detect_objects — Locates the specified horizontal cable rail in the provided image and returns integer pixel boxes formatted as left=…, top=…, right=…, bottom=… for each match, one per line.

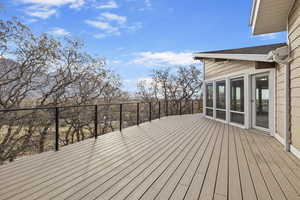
left=0, top=100, right=203, bottom=164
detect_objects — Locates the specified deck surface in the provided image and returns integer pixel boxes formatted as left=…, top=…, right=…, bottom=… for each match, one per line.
left=1, top=114, right=300, bottom=200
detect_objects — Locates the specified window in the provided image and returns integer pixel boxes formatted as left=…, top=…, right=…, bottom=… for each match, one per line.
left=230, top=77, right=245, bottom=125
left=216, top=80, right=226, bottom=120
left=206, top=83, right=213, bottom=108
left=205, top=83, right=213, bottom=117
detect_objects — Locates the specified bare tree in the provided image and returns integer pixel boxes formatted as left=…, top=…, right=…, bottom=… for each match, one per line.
left=0, top=19, right=122, bottom=163
left=137, top=65, right=203, bottom=114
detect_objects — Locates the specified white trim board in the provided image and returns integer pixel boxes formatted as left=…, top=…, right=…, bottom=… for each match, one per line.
left=274, top=133, right=300, bottom=160
left=291, top=145, right=300, bottom=160
left=205, top=67, right=275, bottom=82
left=274, top=132, right=285, bottom=145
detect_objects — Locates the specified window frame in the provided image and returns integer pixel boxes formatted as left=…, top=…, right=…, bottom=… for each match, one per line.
left=205, top=81, right=214, bottom=118
left=215, top=80, right=227, bottom=121
left=229, top=76, right=246, bottom=126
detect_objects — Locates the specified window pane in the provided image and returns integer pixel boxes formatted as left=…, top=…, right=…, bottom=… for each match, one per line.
left=216, top=110, right=226, bottom=120
left=255, top=76, right=269, bottom=128
left=206, top=108, right=213, bottom=117
left=230, top=112, right=244, bottom=125
left=206, top=83, right=213, bottom=107
left=230, top=78, right=244, bottom=112
left=216, top=81, right=226, bottom=109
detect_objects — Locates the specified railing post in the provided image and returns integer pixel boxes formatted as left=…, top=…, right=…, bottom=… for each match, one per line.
left=137, top=103, right=140, bottom=126
left=149, top=102, right=152, bottom=122
left=94, top=105, right=98, bottom=139
left=119, top=104, right=122, bottom=132
left=158, top=101, right=161, bottom=119
left=55, top=107, right=59, bottom=151
left=166, top=100, right=168, bottom=117
left=179, top=101, right=182, bottom=115
left=191, top=100, right=194, bottom=114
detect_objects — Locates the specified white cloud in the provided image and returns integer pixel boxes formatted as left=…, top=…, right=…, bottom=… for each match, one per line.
left=48, top=27, right=70, bottom=36
left=85, top=20, right=120, bottom=35
left=254, top=33, right=279, bottom=41
left=69, top=0, right=84, bottom=8
left=25, top=5, right=57, bottom=19
left=93, top=33, right=107, bottom=38
left=111, top=60, right=121, bottom=64
left=85, top=12, right=142, bottom=39
left=132, top=51, right=196, bottom=66
left=20, top=0, right=85, bottom=19
left=101, top=12, right=127, bottom=24
left=20, top=0, right=85, bottom=7
left=26, top=18, right=38, bottom=24
left=96, top=0, right=118, bottom=9
left=126, top=22, right=143, bottom=32
left=145, top=0, right=151, bottom=7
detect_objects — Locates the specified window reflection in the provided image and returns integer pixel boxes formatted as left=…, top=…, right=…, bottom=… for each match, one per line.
left=216, top=81, right=226, bottom=109
left=230, top=77, right=244, bottom=125
left=230, top=78, right=244, bottom=112
left=206, top=83, right=213, bottom=108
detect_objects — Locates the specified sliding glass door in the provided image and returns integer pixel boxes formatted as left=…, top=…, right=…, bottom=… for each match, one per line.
left=230, top=77, right=245, bottom=125
left=252, top=74, right=270, bottom=130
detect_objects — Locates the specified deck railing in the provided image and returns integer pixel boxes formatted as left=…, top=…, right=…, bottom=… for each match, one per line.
left=0, top=100, right=202, bottom=164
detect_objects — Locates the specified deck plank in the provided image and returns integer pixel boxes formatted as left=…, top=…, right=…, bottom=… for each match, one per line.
left=244, top=132, right=287, bottom=200
left=52, top=116, right=204, bottom=200
left=182, top=121, right=221, bottom=200
left=239, top=129, right=272, bottom=200
left=97, top=118, right=210, bottom=200
left=1, top=117, right=197, bottom=200
left=213, top=123, right=229, bottom=200
left=228, top=126, right=242, bottom=200
left=110, top=119, right=214, bottom=200
left=0, top=115, right=300, bottom=200
left=197, top=123, right=225, bottom=200
left=234, top=127, right=257, bottom=200
left=250, top=133, right=300, bottom=200
left=168, top=121, right=219, bottom=200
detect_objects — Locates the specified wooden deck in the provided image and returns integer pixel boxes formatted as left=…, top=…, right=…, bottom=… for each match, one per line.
left=1, top=114, right=300, bottom=200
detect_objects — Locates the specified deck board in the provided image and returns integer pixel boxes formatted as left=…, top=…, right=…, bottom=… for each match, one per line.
left=1, top=114, right=300, bottom=200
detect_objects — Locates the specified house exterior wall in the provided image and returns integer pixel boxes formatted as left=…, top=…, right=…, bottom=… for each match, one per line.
left=275, top=63, right=286, bottom=139
left=289, top=0, right=300, bottom=151
left=203, top=59, right=276, bottom=134
left=204, top=59, right=254, bottom=80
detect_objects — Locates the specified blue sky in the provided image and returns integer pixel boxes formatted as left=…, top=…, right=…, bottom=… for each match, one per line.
left=2, top=0, right=286, bottom=92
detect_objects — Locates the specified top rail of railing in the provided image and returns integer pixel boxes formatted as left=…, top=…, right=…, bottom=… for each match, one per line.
left=0, top=99, right=200, bottom=112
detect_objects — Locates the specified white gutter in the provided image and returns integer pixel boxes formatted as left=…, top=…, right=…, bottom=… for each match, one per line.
left=194, top=53, right=273, bottom=62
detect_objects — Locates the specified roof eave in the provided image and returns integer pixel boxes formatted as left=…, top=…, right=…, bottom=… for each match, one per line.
left=249, top=0, right=257, bottom=27
left=194, top=53, right=274, bottom=63
left=250, top=0, right=294, bottom=35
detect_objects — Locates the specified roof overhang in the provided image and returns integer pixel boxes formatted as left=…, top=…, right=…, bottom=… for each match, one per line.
left=250, top=0, right=295, bottom=35
left=194, top=53, right=273, bottom=62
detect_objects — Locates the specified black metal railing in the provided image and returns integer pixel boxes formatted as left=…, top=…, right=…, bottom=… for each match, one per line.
left=0, top=100, right=203, bottom=164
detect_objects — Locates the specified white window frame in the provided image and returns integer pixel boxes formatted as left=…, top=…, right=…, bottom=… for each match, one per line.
left=250, top=72, right=275, bottom=134
left=229, top=76, right=247, bottom=128
left=215, top=80, right=227, bottom=122
left=205, top=81, right=214, bottom=119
